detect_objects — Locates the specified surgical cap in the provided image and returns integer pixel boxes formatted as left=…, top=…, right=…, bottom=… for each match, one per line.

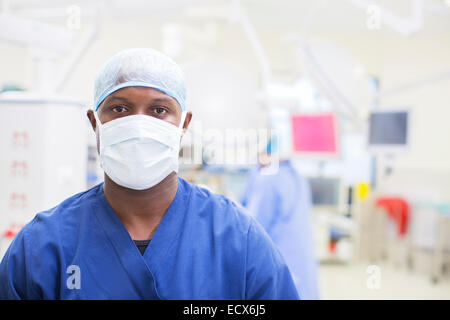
left=93, top=48, right=186, bottom=111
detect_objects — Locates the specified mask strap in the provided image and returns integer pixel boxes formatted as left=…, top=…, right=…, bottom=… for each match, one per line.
left=94, top=111, right=102, bottom=132
left=179, top=111, right=187, bottom=130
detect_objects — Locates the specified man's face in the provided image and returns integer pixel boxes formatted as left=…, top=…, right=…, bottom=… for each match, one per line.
left=87, top=86, right=192, bottom=150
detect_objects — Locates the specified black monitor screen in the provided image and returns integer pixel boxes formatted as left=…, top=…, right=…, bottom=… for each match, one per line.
left=308, top=177, right=340, bottom=206
left=369, top=111, right=408, bottom=145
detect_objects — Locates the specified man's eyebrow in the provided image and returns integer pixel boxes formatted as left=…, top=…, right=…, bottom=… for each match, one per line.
left=152, top=97, right=176, bottom=103
left=106, top=96, right=131, bottom=103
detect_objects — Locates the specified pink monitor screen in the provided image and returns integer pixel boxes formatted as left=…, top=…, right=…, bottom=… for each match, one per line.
left=291, top=113, right=338, bottom=154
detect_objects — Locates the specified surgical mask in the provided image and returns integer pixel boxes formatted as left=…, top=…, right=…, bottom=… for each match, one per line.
left=94, top=112, right=185, bottom=190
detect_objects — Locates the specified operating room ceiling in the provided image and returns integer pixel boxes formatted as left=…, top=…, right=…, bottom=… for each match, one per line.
left=4, top=0, right=450, bottom=34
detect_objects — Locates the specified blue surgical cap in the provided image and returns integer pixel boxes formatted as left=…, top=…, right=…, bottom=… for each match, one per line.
left=93, top=48, right=186, bottom=111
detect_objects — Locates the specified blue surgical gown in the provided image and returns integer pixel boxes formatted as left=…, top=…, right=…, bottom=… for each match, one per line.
left=0, top=177, right=299, bottom=300
left=240, top=161, right=320, bottom=299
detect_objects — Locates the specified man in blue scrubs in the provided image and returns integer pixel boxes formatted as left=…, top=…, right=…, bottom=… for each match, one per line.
left=0, top=48, right=299, bottom=300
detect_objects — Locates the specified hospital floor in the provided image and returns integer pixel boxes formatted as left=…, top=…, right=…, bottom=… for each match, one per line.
left=318, top=261, right=450, bottom=300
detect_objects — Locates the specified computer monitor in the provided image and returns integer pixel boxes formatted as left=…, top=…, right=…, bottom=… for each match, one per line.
left=368, top=110, right=409, bottom=148
left=308, top=177, right=341, bottom=206
left=291, top=113, right=339, bottom=157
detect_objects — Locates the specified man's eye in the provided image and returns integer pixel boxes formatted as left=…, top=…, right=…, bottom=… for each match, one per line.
left=112, top=106, right=128, bottom=113
left=154, top=107, right=167, bottom=114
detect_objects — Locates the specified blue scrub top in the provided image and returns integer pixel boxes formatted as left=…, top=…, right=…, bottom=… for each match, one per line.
left=0, top=177, right=299, bottom=300
left=240, top=161, right=320, bottom=300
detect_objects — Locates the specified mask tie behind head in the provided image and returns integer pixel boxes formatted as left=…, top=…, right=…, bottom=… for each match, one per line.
left=179, top=111, right=187, bottom=130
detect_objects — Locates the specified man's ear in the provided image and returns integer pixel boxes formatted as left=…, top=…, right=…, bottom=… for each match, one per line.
left=86, top=109, right=97, bottom=132
left=182, top=111, right=193, bottom=133
left=87, top=109, right=101, bottom=154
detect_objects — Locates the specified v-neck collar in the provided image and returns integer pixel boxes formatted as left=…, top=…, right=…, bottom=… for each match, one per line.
left=141, top=178, right=189, bottom=273
left=91, top=178, right=189, bottom=298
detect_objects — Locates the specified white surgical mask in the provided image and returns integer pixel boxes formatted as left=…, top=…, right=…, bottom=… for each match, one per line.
left=95, top=112, right=185, bottom=190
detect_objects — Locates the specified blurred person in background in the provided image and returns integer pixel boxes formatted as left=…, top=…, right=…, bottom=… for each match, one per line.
left=240, top=137, right=320, bottom=299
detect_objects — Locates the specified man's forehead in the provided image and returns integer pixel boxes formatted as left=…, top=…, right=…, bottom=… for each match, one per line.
left=100, top=86, right=180, bottom=109
left=110, top=86, right=175, bottom=99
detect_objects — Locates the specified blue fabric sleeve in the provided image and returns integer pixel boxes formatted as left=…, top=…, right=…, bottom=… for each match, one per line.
left=245, top=219, right=299, bottom=300
left=0, top=225, right=33, bottom=299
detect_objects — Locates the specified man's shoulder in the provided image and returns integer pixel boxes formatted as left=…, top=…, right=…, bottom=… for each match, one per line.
left=179, top=177, right=253, bottom=231
left=181, top=179, right=282, bottom=250
left=181, top=177, right=249, bottom=211
left=24, top=183, right=102, bottom=233
left=5, top=184, right=102, bottom=267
